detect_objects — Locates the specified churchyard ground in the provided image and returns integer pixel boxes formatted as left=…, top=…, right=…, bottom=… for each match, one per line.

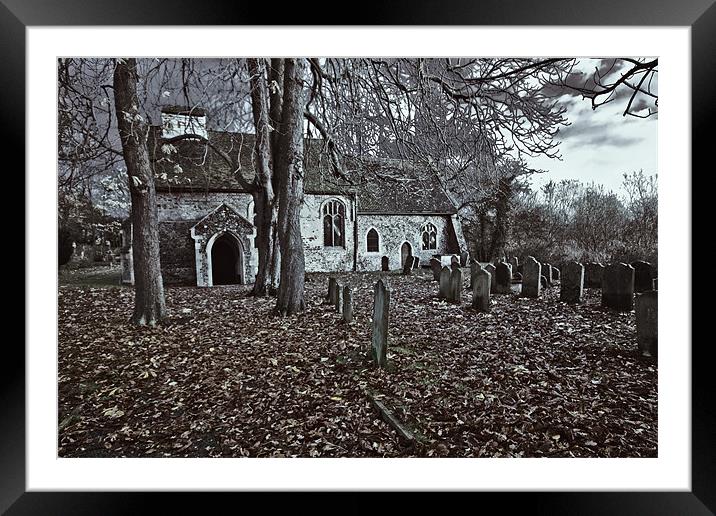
left=58, top=266, right=657, bottom=458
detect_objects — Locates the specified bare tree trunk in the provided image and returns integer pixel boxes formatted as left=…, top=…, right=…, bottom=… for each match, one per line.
left=113, top=58, right=166, bottom=326
left=248, top=58, right=279, bottom=297
left=488, top=176, right=514, bottom=261
left=275, top=58, right=308, bottom=316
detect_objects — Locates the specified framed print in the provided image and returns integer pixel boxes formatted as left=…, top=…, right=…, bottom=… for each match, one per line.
left=6, top=0, right=713, bottom=513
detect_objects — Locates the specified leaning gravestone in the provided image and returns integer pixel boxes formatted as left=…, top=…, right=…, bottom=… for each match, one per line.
left=430, top=258, right=442, bottom=281
left=403, top=254, right=413, bottom=275
left=540, top=275, right=548, bottom=289
left=342, top=285, right=353, bottom=323
left=334, top=281, right=343, bottom=313
left=584, top=263, right=605, bottom=288
left=371, top=279, right=390, bottom=368
left=542, top=263, right=553, bottom=285
left=485, top=263, right=497, bottom=292
left=472, top=265, right=491, bottom=312
left=381, top=256, right=389, bottom=272
left=602, top=263, right=635, bottom=311
left=495, top=262, right=512, bottom=294
left=327, top=277, right=337, bottom=304
left=439, top=266, right=451, bottom=299
left=560, top=262, right=584, bottom=303
left=460, top=251, right=470, bottom=266
left=413, top=256, right=420, bottom=269
left=449, top=266, right=463, bottom=304
left=636, top=290, right=658, bottom=357
left=522, top=256, right=541, bottom=298
left=510, top=257, right=519, bottom=275
left=631, top=260, right=655, bottom=293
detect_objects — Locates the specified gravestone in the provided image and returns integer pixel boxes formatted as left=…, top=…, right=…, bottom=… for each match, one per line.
left=472, top=265, right=491, bottom=312
left=470, top=259, right=479, bottom=288
left=381, top=256, right=389, bottom=272
left=653, top=278, right=658, bottom=290
left=334, top=281, right=343, bottom=313
left=449, top=267, right=463, bottom=304
left=495, top=262, right=512, bottom=294
left=439, top=266, right=451, bottom=299
left=516, top=264, right=524, bottom=275
left=485, top=263, right=497, bottom=292
left=636, top=290, right=658, bottom=357
left=560, top=262, right=584, bottom=303
left=522, top=256, right=541, bottom=298
left=413, top=256, right=420, bottom=269
left=371, top=279, right=390, bottom=368
left=602, top=263, right=635, bottom=311
left=540, top=275, right=548, bottom=289
left=460, top=251, right=470, bottom=266
left=451, top=255, right=460, bottom=267
left=631, top=260, right=655, bottom=293
left=430, top=258, right=442, bottom=281
left=552, top=267, right=560, bottom=281
left=403, top=254, right=413, bottom=275
left=541, top=263, right=553, bottom=285
left=584, top=263, right=605, bottom=288
left=342, top=285, right=353, bottom=323
left=513, top=272, right=523, bottom=282
left=327, top=277, right=337, bottom=304
left=510, top=257, right=519, bottom=275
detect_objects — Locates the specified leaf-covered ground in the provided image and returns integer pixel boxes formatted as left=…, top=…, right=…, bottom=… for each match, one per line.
left=58, top=266, right=657, bottom=458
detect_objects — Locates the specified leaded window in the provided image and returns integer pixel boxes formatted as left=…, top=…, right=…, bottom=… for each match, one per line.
left=421, top=222, right=437, bottom=250
left=323, top=200, right=345, bottom=247
left=366, top=228, right=379, bottom=252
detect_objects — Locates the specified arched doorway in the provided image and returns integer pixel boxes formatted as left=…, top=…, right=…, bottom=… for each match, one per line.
left=210, top=233, right=243, bottom=285
left=400, top=242, right=412, bottom=269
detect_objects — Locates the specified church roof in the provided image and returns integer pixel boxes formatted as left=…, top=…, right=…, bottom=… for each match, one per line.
left=150, top=128, right=457, bottom=215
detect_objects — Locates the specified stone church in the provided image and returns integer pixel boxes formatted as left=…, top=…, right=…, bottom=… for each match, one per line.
left=121, top=106, right=467, bottom=286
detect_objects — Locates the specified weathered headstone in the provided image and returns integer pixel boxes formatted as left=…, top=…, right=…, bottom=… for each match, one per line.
left=631, top=260, right=655, bottom=293
left=412, top=256, right=420, bottom=269
left=495, top=262, right=512, bottom=294
left=522, top=256, right=541, bottom=298
left=327, top=277, right=337, bottom=304
left=469, top=259, right=479, bottom=288
left=485, top=263, right=497, bottom=292
left=439, top=266, right=451, bottom=299
left=403, top=254, right=413, bottom=275
left=451, top=255, right=460, bottom=267
left=552, top=267, right=560, bottom=281
left=381, top=256, right=389, bottom=272
left=636, top=290, right=658, bottom=357
left=542, top=263, right=553, bottom=285
left=540, top=275, right=548, bottom=289
left=449, top=266, right=463, bottom=304
left=602, top=263, right=635, bottom=311
left=560, top=262, right=584, bottom=303
left=584, top=263, right=605, bottom=288
left=472, top=265, right=491, bottom=312
left=334, top=281, right=343, bottom=313
left=510, top=257, right=519, bottom=275
left=371, top=279, right=390, bottom=368
left=460, top=251, right=470, bottom=266
left=430, top=258, right=442, bottom=281
left=342, top=285, right=353, bottom=323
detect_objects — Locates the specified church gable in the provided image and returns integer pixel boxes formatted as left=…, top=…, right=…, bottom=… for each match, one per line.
left=190, top=203, right=253, bottom=239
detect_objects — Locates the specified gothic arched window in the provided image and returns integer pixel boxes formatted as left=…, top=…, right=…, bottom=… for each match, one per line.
left=323, top=199, right=345, bottom=247
left=366, top=228, right=379, bottom=252
left=421, top=222, right=437, bottom=250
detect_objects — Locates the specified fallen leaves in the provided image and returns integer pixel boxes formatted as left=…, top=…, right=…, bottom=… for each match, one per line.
left=58, top=268, right=657, bottom=458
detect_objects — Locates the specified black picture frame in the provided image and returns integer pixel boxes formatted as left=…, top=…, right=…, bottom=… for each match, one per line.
left=6, top=0, right=711, bottom=513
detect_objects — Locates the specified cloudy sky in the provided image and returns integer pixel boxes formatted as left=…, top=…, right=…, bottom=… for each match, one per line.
left=526, top=58, right=657, bottom=194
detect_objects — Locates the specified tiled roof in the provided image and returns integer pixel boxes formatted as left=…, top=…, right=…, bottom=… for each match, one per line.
left=150, top=128, right=456, bottom=215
